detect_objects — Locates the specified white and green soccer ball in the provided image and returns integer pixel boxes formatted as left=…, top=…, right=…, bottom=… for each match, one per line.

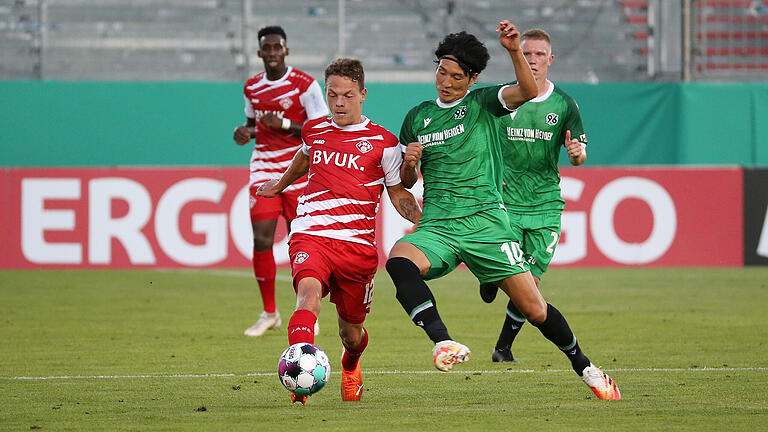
left=277, top=343, right=330, bottom=396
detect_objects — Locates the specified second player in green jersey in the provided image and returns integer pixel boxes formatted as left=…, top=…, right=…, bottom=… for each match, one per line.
left=499, top=82, right=586, bottom=213
left=480, top=30, right=596, bottom=371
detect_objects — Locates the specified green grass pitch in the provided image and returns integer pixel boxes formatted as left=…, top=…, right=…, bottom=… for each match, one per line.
left=1, top=267, right=767, bottom=431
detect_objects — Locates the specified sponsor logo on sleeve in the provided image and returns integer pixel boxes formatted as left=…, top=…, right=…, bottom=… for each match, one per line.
left=294, top=251, right=309, bottom=264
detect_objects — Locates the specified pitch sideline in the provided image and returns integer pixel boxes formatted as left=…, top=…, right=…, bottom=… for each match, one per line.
left=6, top=367, right=767, bottom=381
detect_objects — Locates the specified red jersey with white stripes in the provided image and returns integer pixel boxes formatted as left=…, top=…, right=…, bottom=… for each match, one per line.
left=243, top=66, right=328, bottom=192
left=291, top=116, right=403, bottom=247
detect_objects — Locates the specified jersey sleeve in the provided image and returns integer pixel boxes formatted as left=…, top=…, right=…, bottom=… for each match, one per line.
left=381, top=145, right=404, bottom=186
left=243, top=94, right=254, bottom=118
left=563, top=96, right=587, bottom=146
left=474, top=85, right=513, bottom=117
left=398, top=106, right=419, bottom=146
left=299, top=80, right=329, bottom=120
left=300, top=122, right=311, bottom=155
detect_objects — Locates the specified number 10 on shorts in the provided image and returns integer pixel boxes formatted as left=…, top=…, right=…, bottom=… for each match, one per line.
left=500, top=241, right=526, bottom=270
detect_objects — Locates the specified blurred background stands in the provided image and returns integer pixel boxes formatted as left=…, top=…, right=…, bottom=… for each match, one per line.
left=0, top=0, right=765, bottom=82
left=692, top=0, right=768, bottom=78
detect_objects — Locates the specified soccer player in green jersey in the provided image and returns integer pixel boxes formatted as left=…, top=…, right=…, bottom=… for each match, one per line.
left=480, top=28, right=590, bottom=364
left=385, top=22, right=621, bottom=400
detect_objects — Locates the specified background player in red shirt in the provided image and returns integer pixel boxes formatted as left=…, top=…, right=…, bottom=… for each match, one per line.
left=233, top=26, right=329, bottom=337
left=257, top=58, right=421, bottom=403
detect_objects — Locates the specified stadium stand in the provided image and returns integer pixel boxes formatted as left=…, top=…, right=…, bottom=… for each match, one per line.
left=0, top=0, right=764, bottom=81
left=693, top=0, right=768, bottom=76
left=256, top=0, right=653, bottom=83
left=0, top=0, right=41, bottom=78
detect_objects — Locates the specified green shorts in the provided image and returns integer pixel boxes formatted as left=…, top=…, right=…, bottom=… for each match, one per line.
left=506, top=211, right=561, bottom=279
left=399, top=208, right=530, bottom=284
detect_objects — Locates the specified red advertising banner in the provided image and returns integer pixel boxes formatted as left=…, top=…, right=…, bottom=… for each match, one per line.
left=1, top=168, right=256, bottom=268
left=553, top=166, right=743, bottom=267
left=0, top=166, right=743, bottom=269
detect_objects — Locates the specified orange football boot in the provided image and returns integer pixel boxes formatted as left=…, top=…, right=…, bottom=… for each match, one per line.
left=341, top=356, right=363, bottom=401
left=291, top=393, right=308, bottom=404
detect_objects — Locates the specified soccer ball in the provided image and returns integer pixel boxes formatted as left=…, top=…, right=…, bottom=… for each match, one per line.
left=277, top=343, right=330, bottom=396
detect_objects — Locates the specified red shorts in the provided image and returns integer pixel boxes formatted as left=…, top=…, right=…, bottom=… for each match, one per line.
left=249, top=184, right=301, bottom=223
left=288, top=233, right=378, bottom=324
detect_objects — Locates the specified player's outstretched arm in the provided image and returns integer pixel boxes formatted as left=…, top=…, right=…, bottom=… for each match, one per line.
left=400, top=142, right=422, bottom=189
left=386, top=183, right=422, bottom=225
left=256, top=150, right=310, bottom=197
left=565, top=130, right=587, bottom=166
left=497, top=20, right=537, bottom=109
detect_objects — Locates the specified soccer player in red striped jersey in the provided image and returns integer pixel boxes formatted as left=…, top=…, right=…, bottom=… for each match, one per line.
left=257, top=58, right=421, bottom=403
left=233, top=26, right=329, bottom=338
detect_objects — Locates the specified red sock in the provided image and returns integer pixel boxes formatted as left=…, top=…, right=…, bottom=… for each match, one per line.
left=287, top=309, right=317, bottom=345
left=342, top=328, right=368, bottom=371
left=252, top=249, right=276, bottom=313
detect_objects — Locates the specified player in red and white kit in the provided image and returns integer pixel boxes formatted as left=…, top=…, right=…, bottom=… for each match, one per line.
left=233, top=26, right=329, bottom=337
left=257, top=58, right=421, bottom=403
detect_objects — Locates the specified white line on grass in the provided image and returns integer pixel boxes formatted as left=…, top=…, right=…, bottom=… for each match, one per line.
left=6, top=367, right=767, bottom=381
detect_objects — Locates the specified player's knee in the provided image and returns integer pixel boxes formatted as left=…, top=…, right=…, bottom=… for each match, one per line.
left=338, top=325, right=363, bottom=348
left=385, top=257, right=419, bottom=279
left=520, top=300, right=547, bottom=324
left=252, top=234, right=274, bottom=251
left=386, top=257, right=426, bottom=307
left=386, top=256, right=408, bottom=273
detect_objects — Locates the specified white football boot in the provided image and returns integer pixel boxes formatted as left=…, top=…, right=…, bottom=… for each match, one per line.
left=244, top=311, right=281, bottom=337
left=432, top=340, right=471, bottom=372
left=581, top=363, right=622, bottom=400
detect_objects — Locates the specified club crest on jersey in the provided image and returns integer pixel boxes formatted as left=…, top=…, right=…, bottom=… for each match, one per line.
left=454, top=105, right=467, bottom=120
left=294, top=251, right=309, bottom=264
left=545, top=113, right=559, bottom=125
left=279, top=97, right=293, bottom=110
left=356, top=140, right=373, bottom=154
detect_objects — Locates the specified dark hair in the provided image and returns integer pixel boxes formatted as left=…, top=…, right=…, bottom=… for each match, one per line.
left=434, top=31, right=490, bottom=77
left=522, top=28, right=551, bottom=45
left=325, top=58, right=365, bottom=91
left=257, top=25, right=287, bottom=41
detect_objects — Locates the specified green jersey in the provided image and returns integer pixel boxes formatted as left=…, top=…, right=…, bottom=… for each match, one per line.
left=499, top=81, right=586, bottom=213
left=399, top=85, right=511, bottom=222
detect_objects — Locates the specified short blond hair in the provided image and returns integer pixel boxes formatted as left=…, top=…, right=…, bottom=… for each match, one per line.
left=522, top=28, right=551, bottom=45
